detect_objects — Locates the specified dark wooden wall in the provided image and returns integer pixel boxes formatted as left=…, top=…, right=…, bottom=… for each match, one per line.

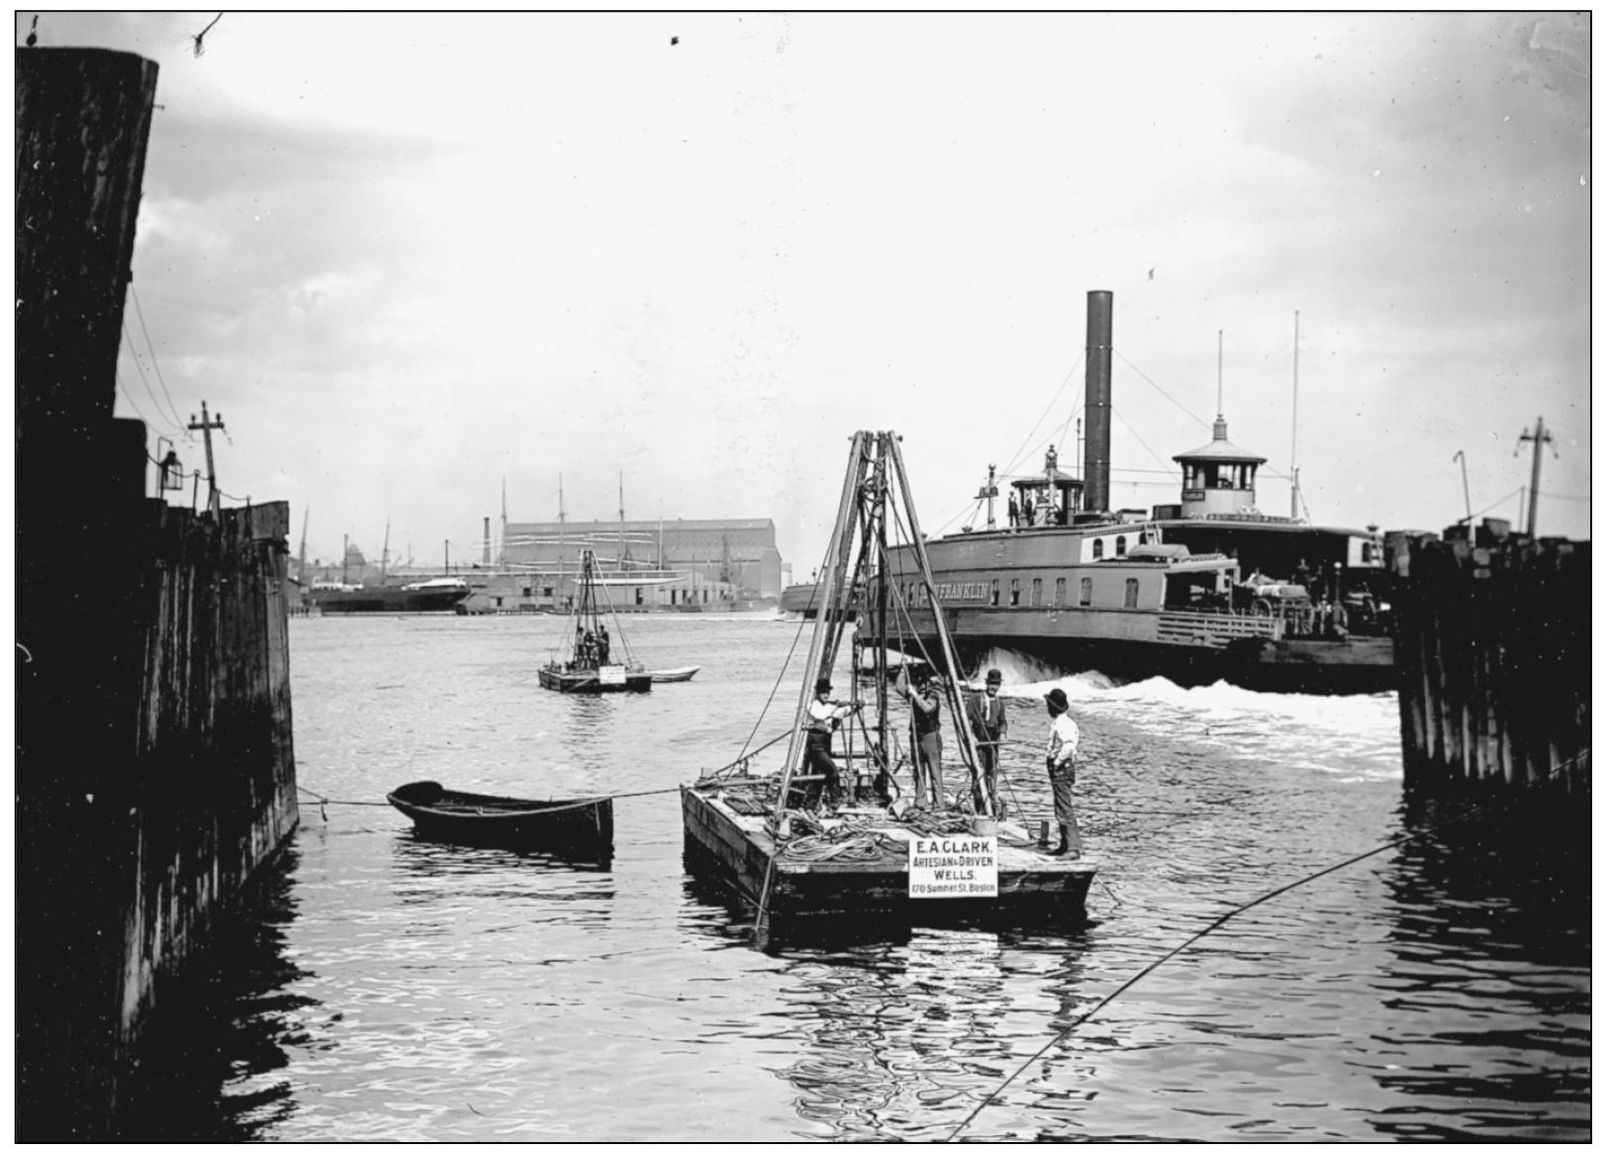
left=16, top=47, right=299, bottom=1138
left=1393, top=535, right=1590, bottom=792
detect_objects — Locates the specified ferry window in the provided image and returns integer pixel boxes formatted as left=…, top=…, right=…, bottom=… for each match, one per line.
left=1011, top=579, right=1022, bottom=606
left=1124, top=578, right=1139, bottom=608
left=1031, top=578, right=1043, bottom=606
left=1093, top=538, right=1105, bottom=560
left=1054, top=577, right=1066, bottom=606
left=990, top=580, right=1000, bottom=607
left=1116, top=535, right=1128, bottom=557
left=1079, top=577, right=1092, bottom=607
left=636, top=588, right=644, bottom=606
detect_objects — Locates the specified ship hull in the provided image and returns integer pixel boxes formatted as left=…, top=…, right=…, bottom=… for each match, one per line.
left=312, top=587, right=471, bottom=614
left=889, top=526, right=1397, bottom=696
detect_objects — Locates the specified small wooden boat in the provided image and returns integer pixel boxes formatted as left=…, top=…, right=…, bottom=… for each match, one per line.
left=539, top=548, right=652, bottom=694
left=648, top=665, right=701, bottom=683
left=386, top=780, right=613, bottom=854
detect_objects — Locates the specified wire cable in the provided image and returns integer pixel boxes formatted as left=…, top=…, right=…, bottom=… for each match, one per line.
left=942, top=748, right=1591, bottom=1141
left=129, top=285, right=187, bottom=429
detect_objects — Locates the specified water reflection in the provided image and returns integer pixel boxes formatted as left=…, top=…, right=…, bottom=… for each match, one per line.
left=763, top=928, right=1106, bottom=1141
left=1368, top=791, right=1590, bottom=1140
left=390, top=832, right=617, bottom=915
left=112, top=846, right=318, bottom=1140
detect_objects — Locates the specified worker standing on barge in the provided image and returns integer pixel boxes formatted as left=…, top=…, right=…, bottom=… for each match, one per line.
left=803, top=677, right=856, bottom=810
left=964, top=668, right=1006, bottom=815
left=896, top=664, right=945, bottom=808
left=1043, top=687, right=1082, bottom=858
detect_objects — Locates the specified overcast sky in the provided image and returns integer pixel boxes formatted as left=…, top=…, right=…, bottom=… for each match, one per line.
left=23, top=11, right=1590, bottom=572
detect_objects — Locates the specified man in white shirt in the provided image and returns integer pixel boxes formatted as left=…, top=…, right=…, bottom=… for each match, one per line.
left=803, top=676, right=857, bottom=809
left=1043, top=687, right=1082, bottom=858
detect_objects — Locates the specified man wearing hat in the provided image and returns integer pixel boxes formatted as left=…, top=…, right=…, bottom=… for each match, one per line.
left=802, top=676, right=857, bottom=810
left=1043, top=687, right=1082, bottom=857
left=964, top=668, right=1007, bottom=816
left=895, top=663, right=944, bottom=808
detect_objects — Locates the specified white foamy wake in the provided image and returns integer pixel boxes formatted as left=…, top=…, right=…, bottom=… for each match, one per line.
left=981, top=654, right=1401, bottom=783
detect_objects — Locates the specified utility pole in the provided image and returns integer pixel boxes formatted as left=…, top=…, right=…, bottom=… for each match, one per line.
left=187, top=400, right=225, bottom=514
left=1516, top=416, right=1555, bottom=537
left=1453, top=450, right=1473, bottom=542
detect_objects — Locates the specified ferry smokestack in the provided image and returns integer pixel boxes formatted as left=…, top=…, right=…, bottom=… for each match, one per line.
left=483, top=517, right=491, bottom=565
left=1084, top=289, right=1113, bottom=513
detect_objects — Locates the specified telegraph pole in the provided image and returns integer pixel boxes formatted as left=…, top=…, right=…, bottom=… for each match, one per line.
left=187, top=401, right=225, bottom=514
left=1517, top=416, right=1555, bottom=537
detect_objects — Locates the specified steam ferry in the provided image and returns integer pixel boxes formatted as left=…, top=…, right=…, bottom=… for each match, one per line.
left=879, top=290, right=1397, bottom=696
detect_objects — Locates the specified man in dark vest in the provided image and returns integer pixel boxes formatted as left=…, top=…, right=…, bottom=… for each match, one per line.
left=965, top=668, right=1007, bottom=815
left=896, top=663, right=944, bottom=808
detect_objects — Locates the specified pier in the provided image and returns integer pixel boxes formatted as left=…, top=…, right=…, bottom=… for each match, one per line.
left=1391, top=531, right=1589, bottom=793
left=16, top=46, right=299, bottom=1138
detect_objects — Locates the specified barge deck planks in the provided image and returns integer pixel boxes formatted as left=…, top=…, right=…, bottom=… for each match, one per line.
left=682, top=784, right=1095, bottom=924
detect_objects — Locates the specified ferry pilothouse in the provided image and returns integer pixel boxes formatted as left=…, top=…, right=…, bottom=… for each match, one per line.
left=878, top=290, right=1397, bottom=696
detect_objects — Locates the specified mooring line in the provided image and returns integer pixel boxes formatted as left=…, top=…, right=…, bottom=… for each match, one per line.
left=294, top=732, right=798, bottom=819
left=942, top=749, right=1590, bottom=1142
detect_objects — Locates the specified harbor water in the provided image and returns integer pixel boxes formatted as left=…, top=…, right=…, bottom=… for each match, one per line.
left=120, top=613, right=1588, bottom=1141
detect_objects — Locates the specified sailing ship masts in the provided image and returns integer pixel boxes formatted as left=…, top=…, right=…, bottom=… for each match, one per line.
left=885, top=433, right=990, bottom=816
left=773, top=432, right=872, bottom=823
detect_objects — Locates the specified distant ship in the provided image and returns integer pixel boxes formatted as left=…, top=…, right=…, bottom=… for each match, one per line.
left=879, top=290, right=1397, bottom=696
left=310, top=576, right=472, bottom=615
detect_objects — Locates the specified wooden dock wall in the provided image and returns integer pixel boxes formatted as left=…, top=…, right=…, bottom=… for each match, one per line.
left=16, top=45, right=299, bottom=1138
left=1393, top=535, right=1590, bottom=792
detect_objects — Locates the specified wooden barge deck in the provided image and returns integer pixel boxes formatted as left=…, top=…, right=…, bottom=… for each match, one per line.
left=681, top=780, right=1096, bottom=928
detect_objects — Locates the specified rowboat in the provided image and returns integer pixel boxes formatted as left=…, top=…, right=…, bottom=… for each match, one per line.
left=386, top=780, right=613, bottom=856
left=648, top=665, right=701, bottom=683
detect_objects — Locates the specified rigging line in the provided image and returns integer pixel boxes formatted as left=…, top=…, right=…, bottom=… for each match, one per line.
left=1108, top=404, right=1177, bottom=476
left=735, top=529, right=838, bottom=762
left=1467, top=486, right=1525, bottom=521
left=114, top=370, right=158, bottom=430
left=734, top=611, right=809, bottom=763
left=1113, top=350, right=1214, bottom=431
left=1001, top=358, right=1082, bottom=481
left=129, top=285, right=187, bottom=428
left=942, top=751, right=1591, bottom=1143
left=119, top=326, right=181, bottom=433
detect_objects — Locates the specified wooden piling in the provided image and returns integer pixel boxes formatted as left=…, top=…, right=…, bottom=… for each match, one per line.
left=1393, top=535, right=1589, bottom=793
left=16, top=47, right=299, bottom=1138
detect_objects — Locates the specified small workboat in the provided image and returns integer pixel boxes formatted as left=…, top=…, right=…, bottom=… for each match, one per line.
left=386, top=780, right=613, bottom=855
left=538, top=548, right=652, bottom=694
left=648, top=665, right=701, bottom=683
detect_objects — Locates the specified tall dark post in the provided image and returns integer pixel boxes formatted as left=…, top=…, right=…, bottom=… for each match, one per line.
left=16, top=47, right=159, bottom=1138
left=1083, top=290, right=1114, bottom=513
